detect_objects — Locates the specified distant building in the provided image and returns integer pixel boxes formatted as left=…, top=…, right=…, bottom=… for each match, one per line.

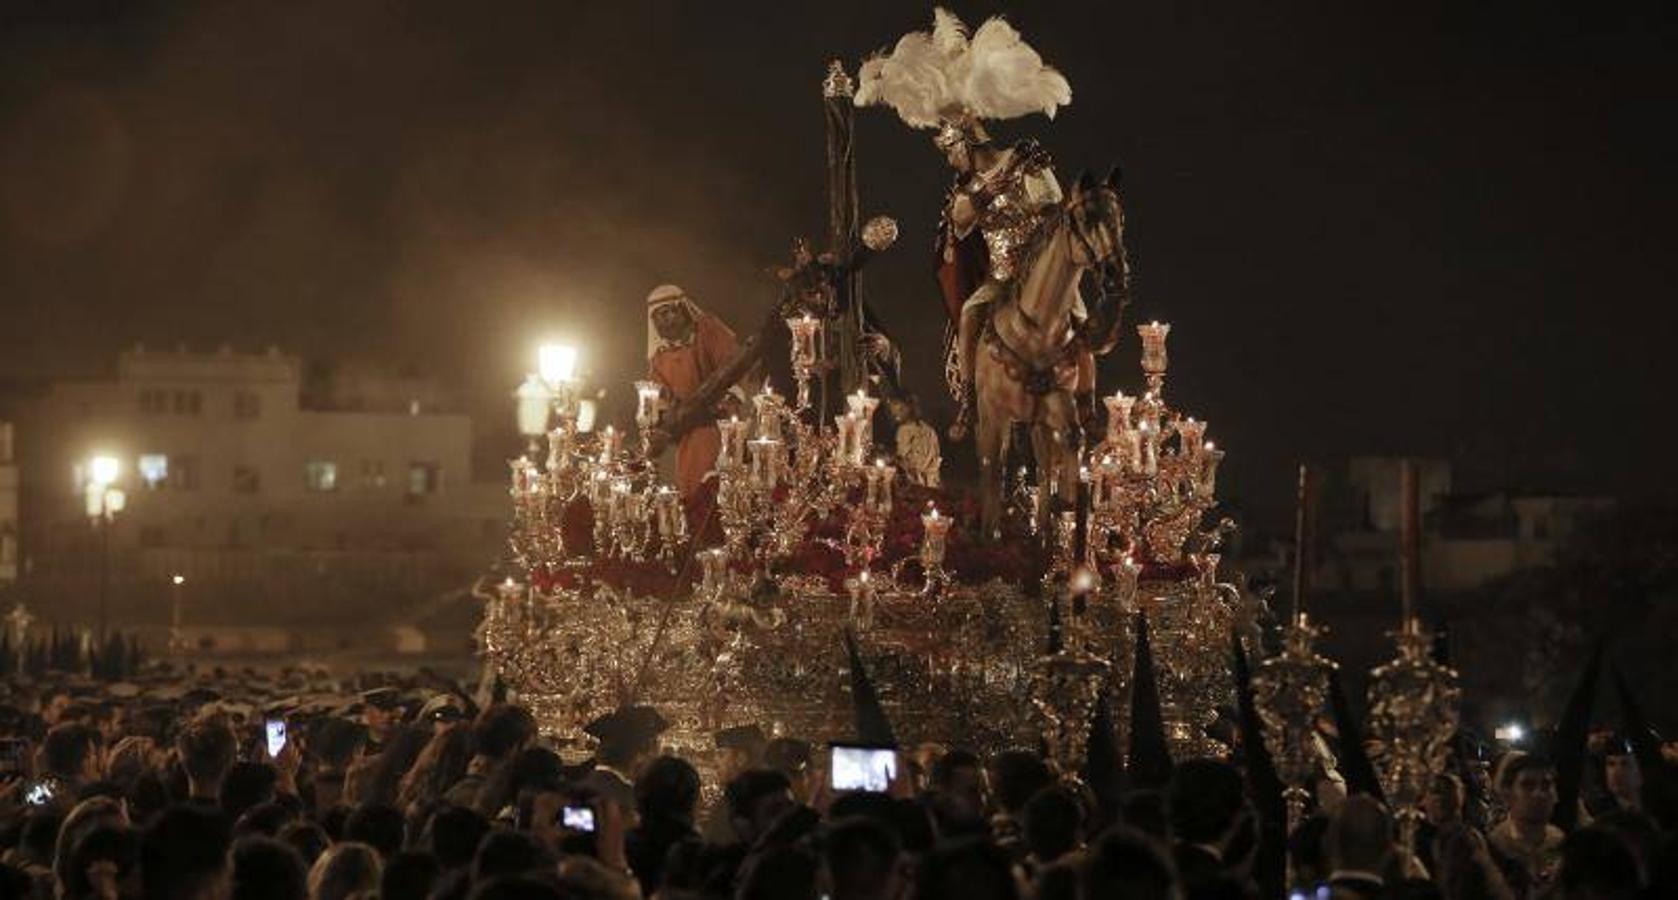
left=11, top=345, right=503, bottom=629
left=1309, top=456, right=1612, bottom=594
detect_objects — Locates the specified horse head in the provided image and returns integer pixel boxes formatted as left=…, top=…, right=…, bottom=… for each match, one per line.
left=1066, top=168, right=1127, bottom=271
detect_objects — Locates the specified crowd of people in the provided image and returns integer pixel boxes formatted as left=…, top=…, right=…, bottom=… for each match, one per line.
left=0, top=662, right=1674, bottom=900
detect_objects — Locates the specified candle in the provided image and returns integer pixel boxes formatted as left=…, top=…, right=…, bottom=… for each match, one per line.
left=634, top=380, right=663, bottom=430
left=1138, top=420, right=1159, bottom=476
left=749, top=437, right=780, bottom=489
left=1103, top=391, right=1135, bottom=437
left=834, top=414, right=856, bottom=465
left=875, top=461, right=895, bottom=510
left=1176, top=418, right=1206, bottom=459
left=1200, top=443, right=1223, bottom=494
left=1137, top=321, right=1171, bottom=375
left=598, top=426, right=622, bottom=466
left=717, top=417, right=742, bottom=469
left=754, top=386, right=783, bottom=440
left=1122, top=431, right=1142, bottom=471
left=546, top=425, right=572, bottom=472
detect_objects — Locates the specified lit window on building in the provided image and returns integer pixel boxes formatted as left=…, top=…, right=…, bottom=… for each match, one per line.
left=138, top=454, right=169, bottom=489
left=305, top=460, right=338, bottom=492
left=233, top=465, right=261, bottom=494
left=407, top=462, right=441, bottom=497
left=233, top=391, right=262, bottom=419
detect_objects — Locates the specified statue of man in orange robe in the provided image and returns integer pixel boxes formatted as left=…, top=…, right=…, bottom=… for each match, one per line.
left=645, top=284, right=745, bottom=497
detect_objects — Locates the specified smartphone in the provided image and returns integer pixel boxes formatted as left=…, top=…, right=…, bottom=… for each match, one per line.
left=561, top=805, right=596, bottom=833
left=265, top=719, right=288, bottom=759
left=0, top=738, right=27, bottom=776
left=23, top=778, right=57, bottom=807
left=830, top=743, right=898, bottom=793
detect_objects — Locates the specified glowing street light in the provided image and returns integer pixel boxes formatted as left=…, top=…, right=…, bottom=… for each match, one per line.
left=537, top=343, right=579, bottom=386
left=89, top=455, right=121, bottom=487
left=84, top=453, right=127, bottom=642
left=514, top=374, right=553, bottom=442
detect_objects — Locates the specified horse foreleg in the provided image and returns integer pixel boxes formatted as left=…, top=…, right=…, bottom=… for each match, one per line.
left=976, top=408, right=1008, bottom=542
left=1039, top=393, right=1083, bottom=534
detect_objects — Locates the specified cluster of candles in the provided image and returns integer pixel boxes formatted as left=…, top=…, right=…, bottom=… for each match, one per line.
left=834, top=389, right=880, bottom=468
left=1090, top=392, right=1224, bottom=502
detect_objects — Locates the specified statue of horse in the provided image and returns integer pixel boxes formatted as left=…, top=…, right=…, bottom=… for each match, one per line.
left=974, top=170, right=1128, bottom=539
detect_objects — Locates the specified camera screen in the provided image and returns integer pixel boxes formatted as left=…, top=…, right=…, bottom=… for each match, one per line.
left=265, top=720, right=287, bottom=758
left=830, top=745, right=897, bottom=793
left=562, top=805, right=596, bottom=832
left=24, top=780, right=56, bottom=807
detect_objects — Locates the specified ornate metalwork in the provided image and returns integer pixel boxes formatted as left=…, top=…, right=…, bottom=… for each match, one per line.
left=1367, top=617, right=1461, bottom=858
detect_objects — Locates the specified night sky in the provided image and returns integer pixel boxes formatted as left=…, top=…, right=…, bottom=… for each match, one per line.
left=3, top=1, right=1673, bottom=533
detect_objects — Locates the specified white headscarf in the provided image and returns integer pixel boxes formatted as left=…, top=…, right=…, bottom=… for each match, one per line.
left=646, top=284, right=703, bottom=362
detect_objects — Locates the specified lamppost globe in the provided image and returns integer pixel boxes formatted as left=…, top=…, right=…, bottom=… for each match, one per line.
left=537, top=344, right=579, bottom=386
left=514, top=374, right=553, bottom=438
left=172, top=574, right=186, bottom=586
left=90, top=455, right=120, bottom=487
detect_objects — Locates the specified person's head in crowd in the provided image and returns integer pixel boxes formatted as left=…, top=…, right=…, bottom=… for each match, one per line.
left=107, top=736, right=163, bottom=789
left=1431, top=822, right=1506, bottom=900
left=41, top=722, right=102, bottom=788
left=307, top=842, right=382, bottom=900
left=380, top=851, right=440, bottom=900
left=725, top=769, right=797, bottom=846
left=234, top=801, right=298, bottom=839
left=1080, top=826, right=1178, bottom=900
left=231, top=836, right=307, bottom=900
left=176, top=716, right=238, bottom=803
left=738, top=844, right=819, bottom=900
left=763, top=737, right=814, bottom=800
left=1554, top=825, right=1642, bottom=899
left=1591, top=810, right=1662, bottom=886
left=989, top=750, right=1053, bottom=818
left=16, top=809, right=66, bottom=868
left=584, top=706, right=666, bottom=778
left=636, top=755, right=701, bottom=823
left=276, top=821, right=329, bottom=869
left=715, top=725, right=767, bottom=781
left=471, top=704, right=538, bottom=764
left=1500, top=753, right=1559, bottom=833
left=1601, top=738, right=1643, bottom=811
left=312, top=718, right=368, bottom=775
left=353, top=724, right=432, bottom=809
left=359, top=688, right=403, bottom=742
left=1167, top=760, right=1247, bottom=851
left=1325, top=795, right=1394, bottom=878
left=472, top=829, right=555, bottom=884
left=424, top=805, right=491, bottom=872
left=61, top=823, right=138, bottom=900
left=930, top=749, right=987, bottom=832
left=1023, top=785, right=1083, bottom=866
left=397, top=723, right=473, bottom=812
left=343, top=803, right=406, bottom=859
left=1120, top=789, right=1170, bottom=843
left=915, top=836, right=1021, bottom=900
left=1423, top=772, right=1464, bottom=826
left=824, top=816, right=902, bottom=900
left=1288, top=814, right=1331, bottom=887
left=141, top=804, right=233, bottom=900
left=466, top=875, right=563, bottom=900
left=317, top=805, right=352, bottom=843
left=54, top=796, right=128, bottom=890
left=222, top=762, right=279, bottom=821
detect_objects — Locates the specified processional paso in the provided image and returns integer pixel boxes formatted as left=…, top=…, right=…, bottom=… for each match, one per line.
left=480, top=9, right=1458, bottom=886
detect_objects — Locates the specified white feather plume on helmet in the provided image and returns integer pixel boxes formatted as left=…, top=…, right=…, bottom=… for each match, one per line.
left=855, top=8, right=1070, bottom=144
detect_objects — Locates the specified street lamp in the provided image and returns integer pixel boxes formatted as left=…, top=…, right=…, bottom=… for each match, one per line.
left=514, top=374, right=552, bottom=453
left=537, top=343, right=581, bottom=419
left=85, top=454, right=126, bottom=642
left=169, top=574, right=186, bottom=654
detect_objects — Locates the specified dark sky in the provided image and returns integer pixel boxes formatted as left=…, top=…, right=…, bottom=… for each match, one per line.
left=3, top=0, right=1674, bottom=532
